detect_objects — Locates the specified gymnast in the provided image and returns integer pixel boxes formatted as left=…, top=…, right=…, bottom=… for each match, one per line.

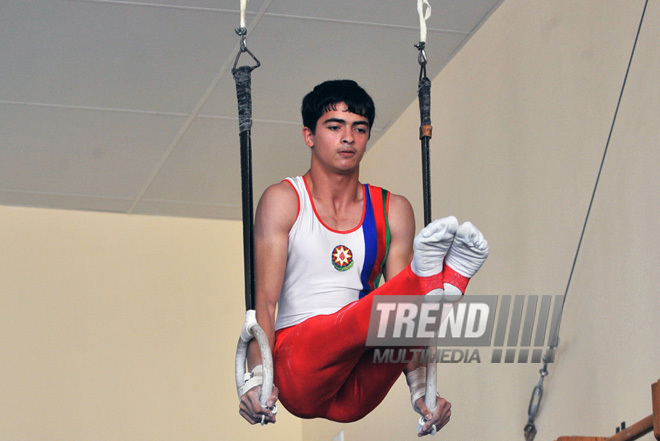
left=238, top=79, right=489, bottom=436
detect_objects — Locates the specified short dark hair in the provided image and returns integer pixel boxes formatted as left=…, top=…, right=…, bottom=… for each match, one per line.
left=301, top=80, right=375, bottom=133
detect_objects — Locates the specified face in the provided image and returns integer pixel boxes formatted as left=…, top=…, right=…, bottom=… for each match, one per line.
left=303, top=102, right=370, bottom=174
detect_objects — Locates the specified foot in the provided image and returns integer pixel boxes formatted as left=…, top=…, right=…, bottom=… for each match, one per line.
left=443, top=221, right=489, bottom=296
left=411, top=216, right=458, bottom=278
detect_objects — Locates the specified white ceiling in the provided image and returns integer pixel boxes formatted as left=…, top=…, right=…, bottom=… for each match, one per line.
left=0, top=0, right=502, bottom=220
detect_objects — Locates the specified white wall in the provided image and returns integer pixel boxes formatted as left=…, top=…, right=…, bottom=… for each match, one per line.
left=306, top=0, right=660, bottom=440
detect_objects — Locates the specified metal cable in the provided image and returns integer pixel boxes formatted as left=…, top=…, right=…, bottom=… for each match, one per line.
left=524, top=2, right=649, bottom=439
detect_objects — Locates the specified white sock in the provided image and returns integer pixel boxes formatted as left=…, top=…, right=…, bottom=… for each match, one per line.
left=443, top=221, right=489, bottom=295
left=411, top=216, right=458, bottom=278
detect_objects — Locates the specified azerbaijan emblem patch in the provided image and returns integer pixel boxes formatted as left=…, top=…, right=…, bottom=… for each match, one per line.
left=331, top=245, right=353, bottom=271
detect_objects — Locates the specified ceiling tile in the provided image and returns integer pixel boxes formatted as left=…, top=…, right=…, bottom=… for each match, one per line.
left=425, top=0, right=503, bottom=32
left=265, top=0, right=428, bottom=27
left=0, top=0, right=237, bottom=113
left=114, top=0, right=254, bottom=9
left=140, top=117, right=308, bottom=208
left=265, top=0, right=500, bottom=32
left=140, top=117, right=240, bottom=205
left=0, top=103, right=187, bottom=198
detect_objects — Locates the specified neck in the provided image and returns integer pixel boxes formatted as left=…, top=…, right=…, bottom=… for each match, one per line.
left=304, top=168, right=362, bottom=206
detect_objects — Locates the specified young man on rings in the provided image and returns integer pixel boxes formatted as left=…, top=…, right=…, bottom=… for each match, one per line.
left=238, top=79, right=489, bottom=436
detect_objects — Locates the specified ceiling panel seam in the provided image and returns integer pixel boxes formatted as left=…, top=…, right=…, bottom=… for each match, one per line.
left=69, top=0, right=240, bottom=14
left=0, top=100, right=189, bottom=117
left=0, top=188, right=133, bottom=201
left=126, top=0, right=273, bottom=214
left=68, top=0, right=469, bottom=35
left=261, top=12, right=469, bottom=35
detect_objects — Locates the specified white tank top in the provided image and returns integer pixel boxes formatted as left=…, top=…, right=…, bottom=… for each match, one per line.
left=275, top=176, right=391, bottom=330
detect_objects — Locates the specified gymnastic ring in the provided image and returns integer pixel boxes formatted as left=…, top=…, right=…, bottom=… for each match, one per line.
left=235, top=310, right=274, bottom=408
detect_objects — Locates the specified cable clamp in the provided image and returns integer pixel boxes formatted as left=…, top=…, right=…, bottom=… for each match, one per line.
left=420, top=125, right=433, bottom=140
left=414, top=41, right=428, bottom=67
left=235, top=27, right=248, bottom=51
left=233, top=27, right=260, bottom=71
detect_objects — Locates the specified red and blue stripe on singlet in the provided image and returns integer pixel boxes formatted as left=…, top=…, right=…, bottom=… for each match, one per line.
left=358, top=184, right=391, bottom=298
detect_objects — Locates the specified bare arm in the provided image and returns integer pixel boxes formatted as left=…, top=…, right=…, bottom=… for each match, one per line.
left=239, top=180, right=298, bottom=425
left=382, top=193, right=415, bottom=282
left=384, top=194, right=452, bottom=435
left=249, top=181, right=297, bottom=364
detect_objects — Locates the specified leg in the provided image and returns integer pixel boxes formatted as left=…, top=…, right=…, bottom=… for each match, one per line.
left=443, top=222, right=489, bottom=298
left=274, top=265, right=425, bottom=420
left=274, top=218, right=460, bottom=420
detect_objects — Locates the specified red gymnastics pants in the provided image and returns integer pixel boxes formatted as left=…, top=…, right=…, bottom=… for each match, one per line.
left=273, top=264, right=450, bottom=422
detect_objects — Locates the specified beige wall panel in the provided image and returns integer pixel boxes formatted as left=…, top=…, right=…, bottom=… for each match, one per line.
left=0, top=206, right=302, bottom=441
left=307, top=0, right=659, bottom=440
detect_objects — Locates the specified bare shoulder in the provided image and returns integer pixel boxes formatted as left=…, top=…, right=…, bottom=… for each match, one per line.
left=382, top=192, right=415, bottom=280
left=255, top=180, right=299, bottom=235
left=387, top=192, right=415, bottom=234
left=259, top=180, right=299, bottom=207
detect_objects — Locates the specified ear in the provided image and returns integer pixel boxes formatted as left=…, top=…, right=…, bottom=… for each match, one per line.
left=302, top=127, right=314, bottom=148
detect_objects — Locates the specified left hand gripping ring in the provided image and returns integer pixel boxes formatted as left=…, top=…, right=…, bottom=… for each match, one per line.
left=418, top=417, right=439, bottom=436
left=235, top=310, right=275, bottom=407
